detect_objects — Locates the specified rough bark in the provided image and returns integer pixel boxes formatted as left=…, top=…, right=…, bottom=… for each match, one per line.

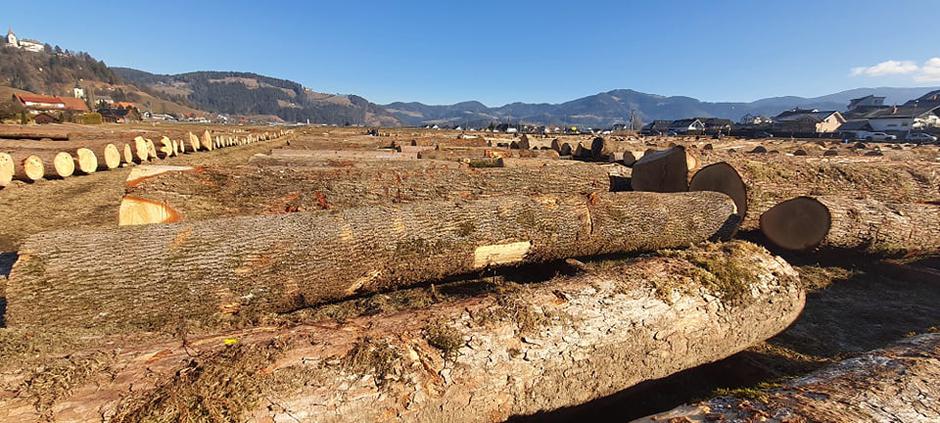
left=634, top=333, right=940, bottom=423
left=701, top=156, right=940, bottom=230
left=760, top=195, right=940, bottom=253
left=631, top=146, right=699, bottom=192
left=0, top=242, right=804, bottom=422
left=7, top=191, right=740, bottom=331
left=119, top=163, right=612, bottom=224
left=247, top=153, right=466, bottom=169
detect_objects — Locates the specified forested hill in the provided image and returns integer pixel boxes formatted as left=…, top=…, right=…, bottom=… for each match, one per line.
left=114, top=68, right=401, bottom=126
left=0, top=47, right=118, bottom=95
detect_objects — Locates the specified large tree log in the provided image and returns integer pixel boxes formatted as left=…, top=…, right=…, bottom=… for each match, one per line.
left=630, top=146, right=699, bottom=192
left=10, top=153, right=44, bottom=182
left=272, top=149, right=412, bottom=160
left=699, top=157, right=940, bottom=230
left=0, top=242, right=804, bottom=422
left=119, top=163, right=613, bottom=224
left=689, top=162, right=748, bottom=222
left=0, top=130, right=69, bottom=140
left=7, top=191, right=740, bottom=331
left=760, top=195, right=940, bottom=253
left=247, top=153, right=466, bottom=169
left=11, top=150, right=74, bottom=179
left=634, top=333, right=940, bottom=423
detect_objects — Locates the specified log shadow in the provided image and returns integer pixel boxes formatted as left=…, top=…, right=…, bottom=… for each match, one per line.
left=0, top=251, right=16, bottom=327
left=508, top=348, right=816, bottom=423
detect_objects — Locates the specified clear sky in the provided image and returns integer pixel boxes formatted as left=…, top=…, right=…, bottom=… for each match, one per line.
left=3, top=0, right=939, bottom=106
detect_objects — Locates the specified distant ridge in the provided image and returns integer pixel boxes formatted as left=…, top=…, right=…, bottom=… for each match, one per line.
left=383, top=87, right=940, bottom=127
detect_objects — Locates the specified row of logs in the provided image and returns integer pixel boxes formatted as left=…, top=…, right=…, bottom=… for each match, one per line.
left=0, top=129, right=289, bottom=187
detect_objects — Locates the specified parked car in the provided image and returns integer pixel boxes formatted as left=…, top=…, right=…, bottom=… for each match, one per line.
left=906, top=132, right=938, bottom=143
left=862, top=132, right=897, bottom=141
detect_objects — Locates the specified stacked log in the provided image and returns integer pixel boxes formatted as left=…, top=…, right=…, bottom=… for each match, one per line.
left=635, top=333, right=940, bottom=423
left=8, top=191, right=740, bottom=330
left=631, top=146, right=699, bottom=192
left=74, top=147, right=98, bottom=174
left=0, top=242, right=803, bottom=422
left=694, top=156, right=940, bottom=230
left=760, top=195, right=940, bottom=253
left=118, top=163, right=613, bottom=225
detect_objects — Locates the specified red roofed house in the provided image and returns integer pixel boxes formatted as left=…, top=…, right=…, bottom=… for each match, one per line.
left=58, top=96, right=89, bottom=112
left=13, top=93, right=65, bottom=111
left=12, top=93, right=89, bottom=113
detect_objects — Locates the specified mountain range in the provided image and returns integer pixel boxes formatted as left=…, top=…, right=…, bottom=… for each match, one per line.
left=383, top=87, right=940, bottom=128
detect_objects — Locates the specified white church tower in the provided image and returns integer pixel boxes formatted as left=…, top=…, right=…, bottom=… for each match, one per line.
left=5, top=26, right=18, bottom=47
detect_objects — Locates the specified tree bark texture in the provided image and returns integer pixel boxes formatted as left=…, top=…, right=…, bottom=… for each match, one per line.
left=760, top=195, right=940, bottom=253
left=7, top=191, right=740, bottom=331
left=702, top=156, right=940, bottom=230
left=634, top=333, right=940, bottom=423
left=0, top=242, right=804, bottom=422
left=120, top=163, right=613, bottom=224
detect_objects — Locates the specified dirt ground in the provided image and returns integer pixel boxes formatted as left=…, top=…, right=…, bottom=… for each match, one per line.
left=1, top=128, right=938, bottom=421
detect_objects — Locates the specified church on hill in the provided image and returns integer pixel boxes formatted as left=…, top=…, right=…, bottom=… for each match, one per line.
left=2, top=26, right=45, bottom=53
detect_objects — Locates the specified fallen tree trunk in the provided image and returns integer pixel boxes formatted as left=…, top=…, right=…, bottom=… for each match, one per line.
left=98, top=143, right=121, bottom=170
left=760, top=195, right=940, bottom=253
left=7, top=191, right=740, bottom=331
left=700, top=157, right=940, bottom=230
left=119, top=163, right=613, bottom=224
left=0, top=130, right=69, bottom=141
left=247, top=153, right=466, bottom=169
left=271, top=149, right=412, bottom=161
left=634, top=333, right=940, bottom=423
left=0, top=242, right=804, bottom=422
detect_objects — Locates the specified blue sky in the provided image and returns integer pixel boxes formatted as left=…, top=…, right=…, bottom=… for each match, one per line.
left=3, top=1, right=939, bottom=105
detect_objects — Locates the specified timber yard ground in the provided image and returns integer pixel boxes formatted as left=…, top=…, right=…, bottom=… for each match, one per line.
left=1, top=123, right=939, bottom=421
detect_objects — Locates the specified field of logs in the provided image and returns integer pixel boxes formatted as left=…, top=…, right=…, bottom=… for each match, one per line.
left=1, top=125, right=939, bottom=422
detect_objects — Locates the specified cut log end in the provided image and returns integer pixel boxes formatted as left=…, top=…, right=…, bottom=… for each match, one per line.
left=690, top=162, right=748, bottom=219
left=102, top=144, right=121, bottom=170
left=759, top=196, right=831, bottom=251
left=75, top=148, right=98, bottom=174
left=118, top=196, right=182, bottom=226
left=0, top=152, right=13, bottom=186
left=52, top=152, right=75, bottom=178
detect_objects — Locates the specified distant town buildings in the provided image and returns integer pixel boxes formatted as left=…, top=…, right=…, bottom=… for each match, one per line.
left=2, top=26, right=44, bottom=52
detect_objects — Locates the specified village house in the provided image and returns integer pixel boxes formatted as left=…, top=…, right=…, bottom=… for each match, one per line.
left=701, top=118, right=733, bottom=134
left=641, top=120, right=672, bottom=135
left=772, top=108, right=845, bottom=135
left=668, top=118, right=705, bottom=134
left=13, top=93, right=88, bottom=113
left=865, top=91, right=940, bottom=133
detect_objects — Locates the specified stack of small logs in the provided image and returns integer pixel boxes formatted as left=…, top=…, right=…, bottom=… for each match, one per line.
left=0, top=128, right=291, bottom=188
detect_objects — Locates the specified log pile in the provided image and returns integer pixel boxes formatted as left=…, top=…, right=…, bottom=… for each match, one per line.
left=689, top=155, right=940, bottom=230
left=0, top=129, right=291, bottom=188
left=0, top=242, right=804, bottom=422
